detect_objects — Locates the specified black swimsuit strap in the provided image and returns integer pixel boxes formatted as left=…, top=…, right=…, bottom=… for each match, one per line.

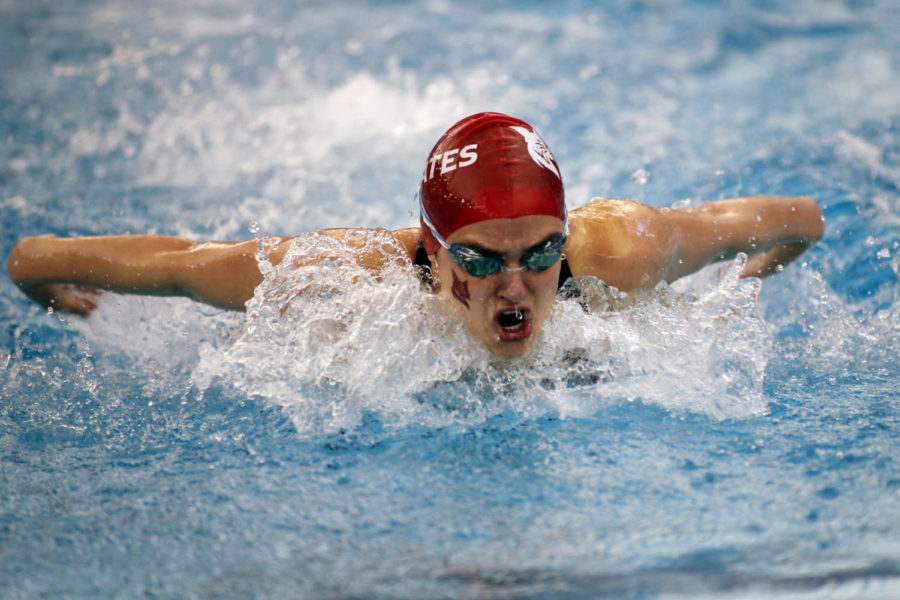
left=557, top=256, right=573, bottom=289
left=414, top=240, right=431, bottom=268
left=414, top=240, right=572, bottom=291
left=413, top=241, right=434, bottom=287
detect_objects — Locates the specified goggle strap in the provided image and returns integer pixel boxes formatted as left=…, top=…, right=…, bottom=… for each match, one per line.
left=418, top=192, right=451, bottom=251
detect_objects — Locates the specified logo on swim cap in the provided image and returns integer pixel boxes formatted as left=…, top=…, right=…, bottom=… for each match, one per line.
left=509, top=125, right=561, bottom=180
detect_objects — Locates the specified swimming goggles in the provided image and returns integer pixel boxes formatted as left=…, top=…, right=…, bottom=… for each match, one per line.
left=419, top=193, right=567, bottom=277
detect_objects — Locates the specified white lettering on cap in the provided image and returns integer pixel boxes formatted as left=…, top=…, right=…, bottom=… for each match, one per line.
left=422, top=143, right=478, bottom=183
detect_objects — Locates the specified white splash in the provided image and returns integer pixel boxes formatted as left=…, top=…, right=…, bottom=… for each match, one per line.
left=528, top=254, right=772, bottom=421
left=192, top=230, right=483, bottom=435
left=192, top=235, right=774, bottom=437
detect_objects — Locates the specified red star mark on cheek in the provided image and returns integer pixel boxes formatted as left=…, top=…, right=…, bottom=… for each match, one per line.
left=451, top=270, right=471, bottom=309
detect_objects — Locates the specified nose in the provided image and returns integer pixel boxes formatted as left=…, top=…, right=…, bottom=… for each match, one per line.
left=496, top=269, right=527, bottom=304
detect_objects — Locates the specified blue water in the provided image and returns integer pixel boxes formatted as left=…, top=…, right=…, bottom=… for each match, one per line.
left=2, top=0, right=900, bottom=598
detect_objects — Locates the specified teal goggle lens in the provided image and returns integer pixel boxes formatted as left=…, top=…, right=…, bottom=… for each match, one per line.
left=448, top=233, right=566, bottom=277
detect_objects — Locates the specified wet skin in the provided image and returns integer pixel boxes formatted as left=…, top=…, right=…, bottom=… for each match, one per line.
left=431, top=215, right=565, bottom=360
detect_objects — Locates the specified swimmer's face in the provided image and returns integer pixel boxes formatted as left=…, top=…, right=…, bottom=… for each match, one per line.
left=432, top=215, right=565, bottom=359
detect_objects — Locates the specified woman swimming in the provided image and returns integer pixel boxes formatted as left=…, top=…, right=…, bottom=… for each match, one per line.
left=7, top=112, right=824, bottom=359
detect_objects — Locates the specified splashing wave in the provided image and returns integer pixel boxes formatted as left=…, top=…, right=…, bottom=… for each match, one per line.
left=193, top=232, right=773, bottom=437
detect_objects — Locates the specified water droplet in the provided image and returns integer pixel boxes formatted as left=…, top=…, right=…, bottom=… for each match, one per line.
left=631, top=168, right=650, bottom=186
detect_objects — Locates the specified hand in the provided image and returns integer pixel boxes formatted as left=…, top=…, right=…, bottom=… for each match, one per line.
left=740, top=242, right=811, bottom=279
left=20, top=283, right=103, bottom=316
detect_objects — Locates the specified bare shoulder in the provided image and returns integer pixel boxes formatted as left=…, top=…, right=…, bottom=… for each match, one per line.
left=389, top=227, right=422, bottom=262
left=566, top=198, right=675, bottom=290
left=569, top=197, right=667, bottom=244
left=570, top=197, right=654, bottom=219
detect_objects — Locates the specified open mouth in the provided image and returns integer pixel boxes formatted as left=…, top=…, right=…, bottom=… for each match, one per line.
left=494, top=307, right=532, bottom=341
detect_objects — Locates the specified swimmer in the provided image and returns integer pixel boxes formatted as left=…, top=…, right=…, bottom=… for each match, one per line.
left=7, top=112, right=824, bottom=359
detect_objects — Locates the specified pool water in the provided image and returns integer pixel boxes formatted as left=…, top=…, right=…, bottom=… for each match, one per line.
left=2, top=0, right=900, bottom=598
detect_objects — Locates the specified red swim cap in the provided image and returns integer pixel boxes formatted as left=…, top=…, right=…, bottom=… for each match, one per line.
left=419, top=112, right=566, bottom=255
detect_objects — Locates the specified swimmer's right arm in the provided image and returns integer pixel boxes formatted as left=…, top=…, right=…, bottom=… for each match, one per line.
left=7, top=234, right=281, bottom=313
left=8, top=228, right=422, bottom=314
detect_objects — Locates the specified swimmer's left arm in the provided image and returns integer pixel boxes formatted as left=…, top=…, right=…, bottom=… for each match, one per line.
left=566, top=196, right=824, bottom=290
left=668, top=195, right=824, bottom=281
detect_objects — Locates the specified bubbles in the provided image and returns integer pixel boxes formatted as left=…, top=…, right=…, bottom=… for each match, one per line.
left=193, top=230, right=481, bottom=435
left=631, top=168, right=651, bottom=185
left=759, top=265, right=900, bottom=382
left=192, top=236, right=773, bottom=437
left=532, top=255, right=771, bottom=421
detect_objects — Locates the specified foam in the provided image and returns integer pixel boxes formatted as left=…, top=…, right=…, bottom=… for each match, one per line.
left=190, top=234, right=773, bottom=437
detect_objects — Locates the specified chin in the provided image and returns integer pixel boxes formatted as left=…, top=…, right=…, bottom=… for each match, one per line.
left=484, top=338, right=534, bottom=360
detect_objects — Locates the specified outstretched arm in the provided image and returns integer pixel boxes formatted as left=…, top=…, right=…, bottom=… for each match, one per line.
left=670, top=195, right=824, bottom=281
left=7, top=228, right=422, bottom=314
left=567, top=195, right=824, bottom=290
left=7, top=234, right=280, bottom=312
